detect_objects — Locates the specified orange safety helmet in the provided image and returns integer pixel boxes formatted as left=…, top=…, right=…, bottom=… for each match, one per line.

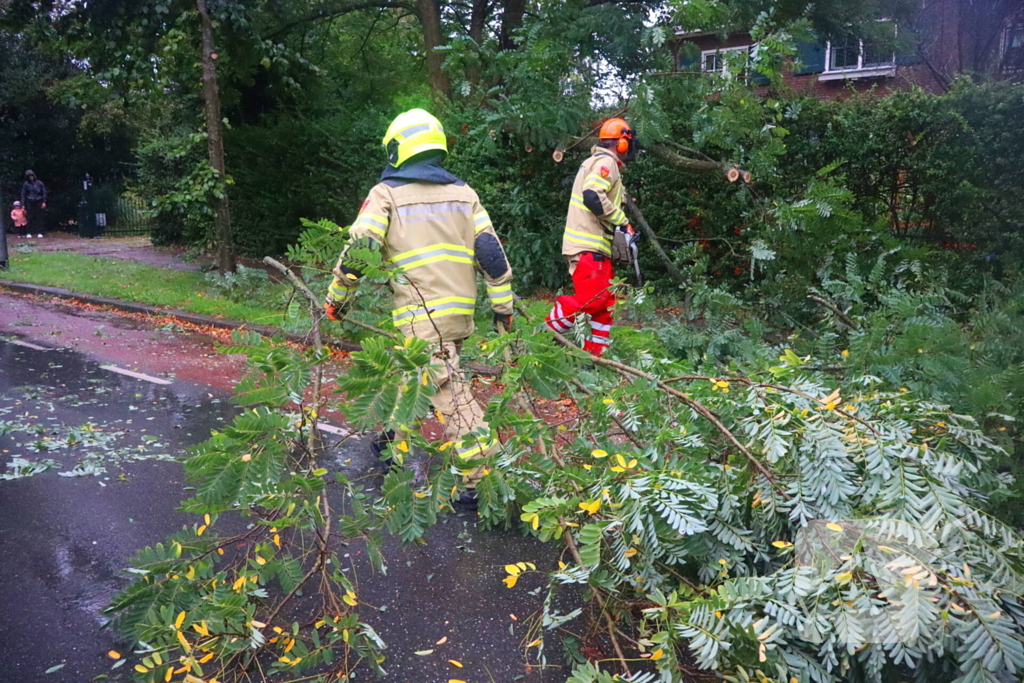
left=598, top=117, right=636, bottom=160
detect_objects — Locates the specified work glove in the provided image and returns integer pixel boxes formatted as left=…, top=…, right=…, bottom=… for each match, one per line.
left=494, top=312, right=513, bottom=333
left=611, top=224, right=640, bottom=266
left=324, top=300, right=347, bottom=322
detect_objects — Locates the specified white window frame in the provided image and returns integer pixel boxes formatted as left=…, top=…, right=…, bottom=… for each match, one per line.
left=700, top=45, right=751, bottom=75
left=820, top=22, right=897, bottom=81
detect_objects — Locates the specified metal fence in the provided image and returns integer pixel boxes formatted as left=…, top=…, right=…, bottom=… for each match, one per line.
left=102, top=195, right=152, bottom=237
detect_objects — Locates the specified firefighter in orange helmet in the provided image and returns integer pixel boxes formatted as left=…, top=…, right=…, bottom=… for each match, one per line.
left=545, top=117, right=639, bottom=356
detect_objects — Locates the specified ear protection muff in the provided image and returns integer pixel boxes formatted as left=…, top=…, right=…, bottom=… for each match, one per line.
left=616, top=135, right=631, bottom=155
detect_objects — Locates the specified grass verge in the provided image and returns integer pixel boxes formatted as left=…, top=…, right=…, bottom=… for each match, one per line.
left=1, top=251, right=288, bottom=327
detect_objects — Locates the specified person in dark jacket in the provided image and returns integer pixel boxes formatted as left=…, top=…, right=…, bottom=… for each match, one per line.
left=21, top=170, right=47, bottom=236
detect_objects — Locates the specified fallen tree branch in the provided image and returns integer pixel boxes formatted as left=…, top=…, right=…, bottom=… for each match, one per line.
left=548, top=329, right=787, bottom=496
left=560, top=517, right=632, bottom=676
left=623, top=195, right=688, bottom=289
left=807, top=294, right=860, bottom=330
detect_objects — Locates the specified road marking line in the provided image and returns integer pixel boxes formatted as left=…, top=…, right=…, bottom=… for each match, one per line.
left=318, top=423, right=350, bottom=436
left=99, top=365, right=173, bottom=385
left=7, top=339, right=51, bottom=351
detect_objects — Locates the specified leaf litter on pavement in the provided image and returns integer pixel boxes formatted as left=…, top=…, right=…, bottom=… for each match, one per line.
left=0, top=389, right=174, bottom=482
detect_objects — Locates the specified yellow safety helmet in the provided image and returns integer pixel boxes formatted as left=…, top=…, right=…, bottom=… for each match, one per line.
left=382, top=108, right=448, bottom=167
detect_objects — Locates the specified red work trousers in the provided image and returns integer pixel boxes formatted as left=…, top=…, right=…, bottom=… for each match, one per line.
left=545, top=252, right=615, bottom=356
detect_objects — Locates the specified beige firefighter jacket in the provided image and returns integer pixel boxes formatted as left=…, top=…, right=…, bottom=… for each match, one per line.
left=561, top=146, right=628, bottom=258
left=328, top=180, right=514, bottom=343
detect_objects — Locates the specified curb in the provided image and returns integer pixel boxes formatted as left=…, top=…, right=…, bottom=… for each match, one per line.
left=0, top=278, right=349, bottom=347
left=0, top=279, right=500, bottom=375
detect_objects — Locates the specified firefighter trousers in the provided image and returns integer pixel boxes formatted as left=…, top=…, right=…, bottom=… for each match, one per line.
left=424, top=340, right=498, bottom=488
left=545, top=252, right=615, bottom=356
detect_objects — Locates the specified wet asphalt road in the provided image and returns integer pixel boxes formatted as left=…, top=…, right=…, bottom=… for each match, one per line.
left=0, top=297, right=573, bottom=683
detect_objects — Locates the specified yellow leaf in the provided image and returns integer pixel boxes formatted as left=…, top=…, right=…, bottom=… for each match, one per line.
left=615, top=454, right=627, bottom=467
left=449, top=659, right=463, bottom=667
left=232, top=576, right=247, bottom=591
left=204, top=513, right=211, bottom=526
left=758, top=642, right=767, bottom=663
left=505, top=564, right=522, bottom=576
left=255, top=556, right=267, bottom=566
left=825, top=523, right=843, bottom=532
left=312, top=468, right=328, bottom=476
left=343, top=629, right=350, bottom=642
left=834, top=572, right=853, bottom=585
left=199, top=651, right=214, bottom=663
left=152, top=650, right=163, bottom=665
left=527, top=638, right=542, bottom=648
left=450, top=680, right=468, bottom=683
left=284, top=638, right=296, bottom=653
left=197, top=524, right=207, bottom=536
left=217, top=548, right=225, bottom=555
left=186, top=566, right=196, bottom=580
left=164, top=666, right=173, bottom=682
left=135, top=664, right=149, bottom=673
left=107, top=651, right=120, bottom=659
left=177, top=630, right=191, bottom=651
left=436, top=636, right=448, bottom=645
left=415, top=649, right=434, bottom=656
left=650, top=648, right=664, bottom=660
left=414, top=491, right=429, bottom=498
left=175, top=611, right=187, bottom=629
left=610, top=466, right=625, bottom=473
left=578, top=499, right=601, bottom=515
left=192, top=622, right=209, bottom=637
left=396, top=441, right=409, bottom=453
left=626, top=459, right=637, bottom=469
left=252, top=620, right=266, bottom=628
left=503, top=575, right=518, bottom=588
left=343, top=591, right=358, bottom=606
left=422, top=372, right=430, bottom=386
left=591, top=449, right=608, bottom=458
left=273, top=534, right=281, bottom=548
left=771, top=541, right=793, bottom=549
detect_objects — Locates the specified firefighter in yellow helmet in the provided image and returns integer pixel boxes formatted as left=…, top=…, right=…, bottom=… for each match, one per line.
left=323, top=108, right=514, bottom=509
left=546, top=117, right=639, bottom=357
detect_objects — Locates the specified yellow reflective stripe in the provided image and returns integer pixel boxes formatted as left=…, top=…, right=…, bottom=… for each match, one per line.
left=392, top=295, right=476, bottom=316
left=394, top=306, right=476, bottom=325
left=401, top=253, right=475, bottom=270
left=391, top=243, right=473, bottom=262
left=570, top=194, right=588, bottom=211
left=457, top=438, right=499, bottom=459
left=487, top=283, right=513, bottom=304
left=565, top=227, right=612, bottom=252
left=584, top=174, right=611, bottom=190
left=328, top=280, right=355, bottom=298
left=608, top=208, right=627, bottom=225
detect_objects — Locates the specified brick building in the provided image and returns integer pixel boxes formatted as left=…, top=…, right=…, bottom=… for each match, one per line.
left=671, top=1, right=1024, bottom=101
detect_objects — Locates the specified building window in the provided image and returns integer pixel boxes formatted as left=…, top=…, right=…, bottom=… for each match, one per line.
left=820, top=25, right=896, bottom=80
left=701, top=46, right=751, bottom=75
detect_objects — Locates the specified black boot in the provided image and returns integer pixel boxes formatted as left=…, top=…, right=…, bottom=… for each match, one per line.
left=453, top=489, right=478, bottom=510
left=370, top=429, right=397, bottom=471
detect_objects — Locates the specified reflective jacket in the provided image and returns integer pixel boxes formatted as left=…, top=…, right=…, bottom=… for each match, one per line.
left=561, top=146, right=628, bottom=258
left=328, top=170, right=513, bottom=343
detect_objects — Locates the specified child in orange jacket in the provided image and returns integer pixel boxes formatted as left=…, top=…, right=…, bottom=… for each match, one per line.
left=10, top=201, right=27, bottom=235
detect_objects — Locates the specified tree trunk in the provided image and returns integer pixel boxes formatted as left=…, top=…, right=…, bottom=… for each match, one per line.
left=466, top=0, right=490, bottom=86
left=499, top=0, right=525, bottom=51
left=417, top=0, right=452, bottom=101
left=197, top=0, right=235, bottom=274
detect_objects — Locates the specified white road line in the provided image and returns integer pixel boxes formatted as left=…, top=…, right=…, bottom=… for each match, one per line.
left=99, top=365, right=173, bottom=385
left=318, top=423, right=350, bottom=436
left=7, top=339, right=51, bottom=351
